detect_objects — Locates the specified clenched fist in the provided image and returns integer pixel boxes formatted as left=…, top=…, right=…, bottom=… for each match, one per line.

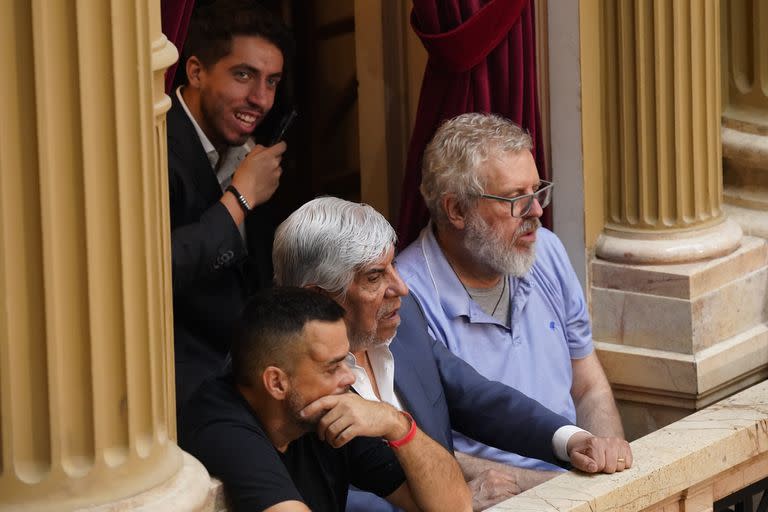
left=231, top=141, right=287, bottom=207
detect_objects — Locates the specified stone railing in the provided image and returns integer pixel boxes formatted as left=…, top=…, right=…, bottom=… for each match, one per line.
left=488, top=379, right=768, bottom=511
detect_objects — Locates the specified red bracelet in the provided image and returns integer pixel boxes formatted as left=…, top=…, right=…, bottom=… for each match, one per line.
left=388, top=411, right=417, bottom=449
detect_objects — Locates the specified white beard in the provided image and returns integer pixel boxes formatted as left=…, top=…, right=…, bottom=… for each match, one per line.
left=463, top=213, right=539, bottom=277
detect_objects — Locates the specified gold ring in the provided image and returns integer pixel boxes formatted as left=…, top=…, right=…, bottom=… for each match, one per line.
left=617, top=458, right=625, bottom=463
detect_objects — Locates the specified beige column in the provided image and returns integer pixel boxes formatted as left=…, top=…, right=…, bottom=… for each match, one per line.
left=0, top=1, right=210, bottom=510
left=594, top=0, right=741, bottom=264
left=721, top=0, right=768, bottom=239
left=580, top=0, right=768, bottom=440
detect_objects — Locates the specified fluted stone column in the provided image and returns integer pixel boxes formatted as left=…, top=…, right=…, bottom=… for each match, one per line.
left=721, top=0, right=768, bottom=239
left=595, top=0, right=741, bottom=263
left=583, top=0, right=768, bottom=440
left=0, top=1, right=210, bottom=510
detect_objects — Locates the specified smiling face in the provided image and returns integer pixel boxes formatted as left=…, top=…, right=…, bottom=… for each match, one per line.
left=335, top=246, right=409, bottom=352
left=186, top=35, right=283, bottom=149
left=464, top=150, right=543, bottom=276
left=285, top=319, right=355, bottom=427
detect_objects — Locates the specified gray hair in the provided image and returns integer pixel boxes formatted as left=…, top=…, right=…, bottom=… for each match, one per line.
left=420, top=112, right=533, bottom=225
left=273, top=197, right=397, bottom=297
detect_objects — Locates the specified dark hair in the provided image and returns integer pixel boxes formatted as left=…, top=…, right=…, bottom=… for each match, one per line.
left=231, top=287, right=346, bottom=386
left=180, top=0, right=295, bottom=140
left=184, top=0, right=293, bottom=70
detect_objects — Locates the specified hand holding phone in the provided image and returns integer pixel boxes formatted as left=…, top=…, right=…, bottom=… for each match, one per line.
left=232, top=142, right=287, bottom=207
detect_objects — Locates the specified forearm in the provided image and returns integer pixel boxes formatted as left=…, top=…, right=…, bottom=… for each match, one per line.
left=307, top=395, right=472, bottom=512
left=574, top=388, right=624, bottom=438
left=394, top=429, right=471, bottom=512
left=571, top=353, right=625, bottom=438
left=455, top=451, right=559, bottom=492
left=220, top=190, right=246, bottom=226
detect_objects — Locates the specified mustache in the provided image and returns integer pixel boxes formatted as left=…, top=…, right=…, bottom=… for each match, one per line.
left=515, top=217, right=541, bottom=237
left=377, top=302, right=400, bottom=320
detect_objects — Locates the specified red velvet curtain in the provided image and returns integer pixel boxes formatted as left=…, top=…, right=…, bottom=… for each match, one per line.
left=396, top=0, right=548, bottom=250
left=162, top=0, right=196, bottom=93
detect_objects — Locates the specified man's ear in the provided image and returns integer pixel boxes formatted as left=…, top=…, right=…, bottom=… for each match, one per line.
left=443, top=194, right=467, bottom=230
left=185, top=56, right=205, bottom=89
left=262, top=366, right=290, bottom=400
left=305, top=284, right=327, bottom=296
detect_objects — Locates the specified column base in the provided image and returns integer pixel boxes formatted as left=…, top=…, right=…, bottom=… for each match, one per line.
left=77, top=453, right=214, bottom=512
left=595, top=218, right=743, bottom=265
left=722, top=112, right=768, bottom=241
left=590, top=236, right=768, bottom=439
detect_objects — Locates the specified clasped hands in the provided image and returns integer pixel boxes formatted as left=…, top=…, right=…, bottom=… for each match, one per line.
left=567, top=431, right=632, bottom=474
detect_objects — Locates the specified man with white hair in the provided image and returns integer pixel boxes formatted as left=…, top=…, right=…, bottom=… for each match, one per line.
left=273, top=197, right=631, bottom=511
left=395, top=112, right=625, bottom=492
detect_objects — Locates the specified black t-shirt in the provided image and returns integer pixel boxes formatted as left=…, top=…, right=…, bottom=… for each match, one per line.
left=179, top=375, right=406, bottom=512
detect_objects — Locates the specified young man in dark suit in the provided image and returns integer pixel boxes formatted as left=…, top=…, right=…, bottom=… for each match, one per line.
left=167, top=0, right=291, bottom=410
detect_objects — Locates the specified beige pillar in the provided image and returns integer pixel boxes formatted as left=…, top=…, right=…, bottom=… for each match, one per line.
left=581, top=0, right=768, bottom=440
left=594, top=0, right=741, bottom=264
left=721, top=0, right=768, bottom=239
left=0, top=1, right=210, bottom=510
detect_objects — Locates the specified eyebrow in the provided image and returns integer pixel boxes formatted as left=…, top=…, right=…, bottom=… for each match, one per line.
left=230, top=64, right=283, bottom=79
left=324, top=354, right=348, bottom=367
left=360, top=266, right=386, bottom=279
left=498, top=182, right=542, bottom=197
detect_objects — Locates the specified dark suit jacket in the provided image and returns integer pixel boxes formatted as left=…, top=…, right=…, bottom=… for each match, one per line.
left=346, top=293, right=570, bottom=511
left=167, top=94, right=274, bottom=410
left=392, top=293, right=569, bottom=460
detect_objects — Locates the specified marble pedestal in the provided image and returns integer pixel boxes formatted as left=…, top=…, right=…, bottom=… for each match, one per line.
left=590, top=236, right=768, bottom=440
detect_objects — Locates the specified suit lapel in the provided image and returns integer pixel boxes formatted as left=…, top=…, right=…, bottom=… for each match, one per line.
left=168, top=94, right=222, bottom=206
left=391, top=336, right=431, bottom=426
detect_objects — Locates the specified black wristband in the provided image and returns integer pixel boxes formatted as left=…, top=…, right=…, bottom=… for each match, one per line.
left=226, top=185, right=251, bottom=215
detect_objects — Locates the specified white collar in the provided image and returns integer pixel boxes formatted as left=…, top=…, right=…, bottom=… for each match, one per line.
left=347, top=341, right=403, bottom=410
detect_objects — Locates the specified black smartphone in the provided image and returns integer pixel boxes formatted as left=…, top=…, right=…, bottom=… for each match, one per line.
left=269, top=108, right=298, bottom=145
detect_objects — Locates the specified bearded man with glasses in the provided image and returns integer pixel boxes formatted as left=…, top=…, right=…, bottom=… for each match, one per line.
left=396, top=113, right=625, bottom=499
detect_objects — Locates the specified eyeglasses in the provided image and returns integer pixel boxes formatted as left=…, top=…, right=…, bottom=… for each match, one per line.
left=479, top=180, right=554, bottom=218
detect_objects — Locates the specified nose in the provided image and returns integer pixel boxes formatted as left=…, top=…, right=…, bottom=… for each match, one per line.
left=247, top=81, right=270, bottom=110
left=385, top=267, right=409, bottom=298
left=526, top=196, right=544, bottom=218
left=338, top=362, right=355, bottom=388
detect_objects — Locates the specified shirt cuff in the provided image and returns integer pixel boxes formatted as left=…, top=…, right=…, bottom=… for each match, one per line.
left=552, top=425, right=590, bottom=461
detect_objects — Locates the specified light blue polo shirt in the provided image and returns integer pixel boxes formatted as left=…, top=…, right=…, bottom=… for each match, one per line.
left=395, top=224, right=593, bottom=471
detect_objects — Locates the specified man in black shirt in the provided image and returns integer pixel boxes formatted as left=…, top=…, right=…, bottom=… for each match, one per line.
left=180, top=288, right=471, bottom=512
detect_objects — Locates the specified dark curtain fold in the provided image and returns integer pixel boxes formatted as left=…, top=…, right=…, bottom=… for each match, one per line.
left=162, top=0, right=196, bottom=93
left=396, top=0, right=549, bottom=251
